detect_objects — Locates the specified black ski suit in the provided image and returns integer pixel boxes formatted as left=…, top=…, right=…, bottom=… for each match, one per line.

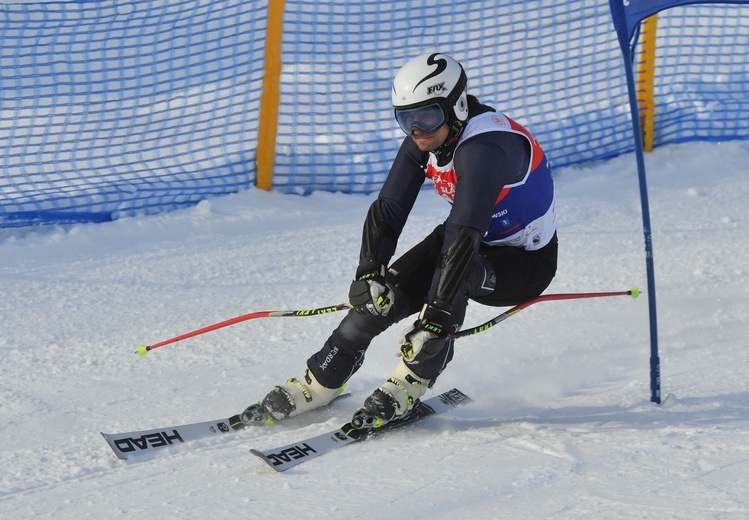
left=309, top=98, right=558, bottom=387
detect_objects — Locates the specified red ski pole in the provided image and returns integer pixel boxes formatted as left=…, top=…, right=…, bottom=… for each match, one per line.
left=451, top=287, right=640, bottom=339
left=136, top=288, right=639, bottom=356
left=136, top=303, right=352, bottom=356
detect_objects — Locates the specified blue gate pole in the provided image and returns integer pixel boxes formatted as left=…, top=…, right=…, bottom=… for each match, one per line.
left=619, top=35, right=662, bottom=404
left=610, top=0, right=749, bottom=404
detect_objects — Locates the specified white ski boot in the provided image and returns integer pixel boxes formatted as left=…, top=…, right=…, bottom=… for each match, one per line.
left=351, top=361, right=432, bottom=430
left=247, top=369, right=345, bottom=422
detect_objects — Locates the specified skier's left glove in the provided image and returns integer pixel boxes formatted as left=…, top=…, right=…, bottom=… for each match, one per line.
left=398, top=302, right=451, bottom=363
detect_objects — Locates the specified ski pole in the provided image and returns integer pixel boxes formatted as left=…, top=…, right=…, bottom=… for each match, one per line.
left=450, top=287, right=640, bottom=340
left=136, top=303, right=352, bottom=356
left=136, top=288, right=639, bottom=356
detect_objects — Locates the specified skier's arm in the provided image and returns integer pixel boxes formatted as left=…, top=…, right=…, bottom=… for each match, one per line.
left=360, top=137, right=427, bottom=267
left=349, top=137, right=426, bottom=315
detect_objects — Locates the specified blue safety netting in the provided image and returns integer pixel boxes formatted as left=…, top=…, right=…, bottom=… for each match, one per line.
left=0, top=1, right=747, bottom=227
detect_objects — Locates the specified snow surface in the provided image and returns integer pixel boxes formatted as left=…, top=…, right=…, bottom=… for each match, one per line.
left=1, top=141, right=748, bottom=519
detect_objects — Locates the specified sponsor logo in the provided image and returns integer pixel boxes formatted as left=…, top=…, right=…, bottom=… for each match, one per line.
left=114, top=430, right=185, bottom=453
left=296, top=306, right=341, bottom=316
left=319, top=345, right=339, bottom=371
left=425, top=164, right=457, bottom=202
left=210, top=422, right=230, bottom=433
left=422, top=323, right=442, bottom=334
left=439, top=389, right=471, bottom=407
left=266, top=443, right=317, bottom=467
left=492, top=209, right=508, bottom=218
left=473, top=322, right=494, bottom=334
left=426, top=82, right=446, bottom=95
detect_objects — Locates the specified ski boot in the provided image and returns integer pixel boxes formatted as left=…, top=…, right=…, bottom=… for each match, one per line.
left=239, top=402, right=275, bottom=426
left=254, top=369, right=345, bottom=422
left=351, top=360, right=432, bottom=431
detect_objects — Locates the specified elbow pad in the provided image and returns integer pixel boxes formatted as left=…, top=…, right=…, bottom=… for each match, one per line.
left=435, top=227, right=481, bottom=308
left=360, top=199, right=398, bottom=264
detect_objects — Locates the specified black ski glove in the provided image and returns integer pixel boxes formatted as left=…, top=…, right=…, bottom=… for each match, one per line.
left=398, top=301, right=451, bottom=362
left=348, top=259, right=393, bottom=316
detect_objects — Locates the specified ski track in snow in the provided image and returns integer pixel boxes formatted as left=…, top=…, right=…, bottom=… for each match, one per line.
left=1, top=141, right=749, bottom=519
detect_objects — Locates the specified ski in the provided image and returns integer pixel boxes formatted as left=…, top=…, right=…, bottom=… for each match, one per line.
left=102, top=416, right=243, bottom=460
left=101, top=393, right=351, bottom=460
left=250, top=388, right=471, bottom=472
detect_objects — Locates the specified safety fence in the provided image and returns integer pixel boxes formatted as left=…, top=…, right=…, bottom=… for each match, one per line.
left=0, top=1, right=747, bottom=227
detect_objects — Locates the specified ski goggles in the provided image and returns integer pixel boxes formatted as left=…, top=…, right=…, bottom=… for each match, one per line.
left=394, top=102, right=446, bottom=134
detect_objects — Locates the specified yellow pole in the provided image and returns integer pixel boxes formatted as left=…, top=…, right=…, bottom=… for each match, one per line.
left=636, top=14, right=658, bottom=152
left=255, top=0, right=285, bottom=190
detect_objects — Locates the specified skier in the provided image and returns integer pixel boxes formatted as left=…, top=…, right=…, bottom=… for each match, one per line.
left=242, top=52, right=558, bottom=429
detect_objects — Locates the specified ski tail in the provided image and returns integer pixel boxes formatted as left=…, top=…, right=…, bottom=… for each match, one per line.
left=101, top=417, right=238, bottom=460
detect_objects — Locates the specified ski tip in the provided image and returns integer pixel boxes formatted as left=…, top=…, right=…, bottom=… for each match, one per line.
left=629, top=286, right=640, bottom=299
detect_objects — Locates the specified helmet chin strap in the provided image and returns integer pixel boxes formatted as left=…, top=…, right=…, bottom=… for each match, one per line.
left=450, top=118, right=466, bottom=137
left=430, top=118, right=466, bottom=166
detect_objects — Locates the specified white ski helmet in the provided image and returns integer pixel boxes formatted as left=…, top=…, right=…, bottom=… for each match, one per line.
left=391, top=52, right=468, bottom=134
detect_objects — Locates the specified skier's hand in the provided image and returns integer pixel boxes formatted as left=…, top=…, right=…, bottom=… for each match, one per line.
left=398, top=302, right=451, bottom=362
left=349, top=261, right=392, bottom=316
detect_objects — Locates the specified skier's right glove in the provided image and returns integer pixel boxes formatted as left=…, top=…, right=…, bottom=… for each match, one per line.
left=348, top=259, right=392, bottom=316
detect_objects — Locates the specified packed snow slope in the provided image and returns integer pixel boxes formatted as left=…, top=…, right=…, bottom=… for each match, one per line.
left=1, top=141, right=748, bottom=519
